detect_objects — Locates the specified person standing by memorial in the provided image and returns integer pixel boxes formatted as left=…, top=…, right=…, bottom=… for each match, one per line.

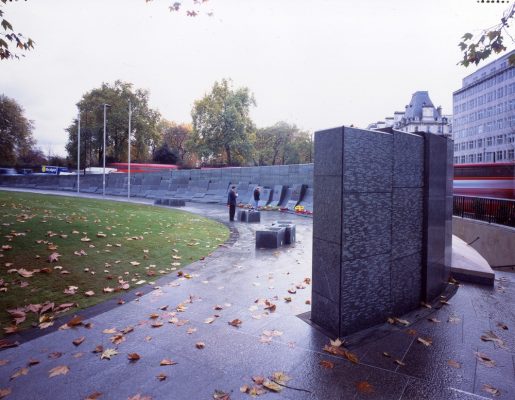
left=227, top=185, right=238, bottom=221
left=252, top=186, right=260, bottom=209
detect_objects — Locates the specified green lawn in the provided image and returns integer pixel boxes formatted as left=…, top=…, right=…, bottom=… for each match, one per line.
left=0, top=191, right=229, bottom=336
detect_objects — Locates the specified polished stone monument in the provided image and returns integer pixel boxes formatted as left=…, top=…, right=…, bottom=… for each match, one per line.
left=311, top=126, right=453, bottom=337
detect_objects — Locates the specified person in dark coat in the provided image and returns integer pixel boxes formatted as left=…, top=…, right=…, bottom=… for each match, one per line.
left=252, top=186, right=260, bottom=209
left=227, top=185, right=238, bottom=221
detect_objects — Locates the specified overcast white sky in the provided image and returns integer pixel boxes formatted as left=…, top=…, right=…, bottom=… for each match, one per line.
left=1, top=0, right=513, bottom=156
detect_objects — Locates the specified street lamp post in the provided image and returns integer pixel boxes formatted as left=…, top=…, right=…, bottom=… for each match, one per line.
left=102, top=104, right=111, bottom=197
left=77, top=111, right=80, bottom=194
left=128, top=100, right=132, bottom=199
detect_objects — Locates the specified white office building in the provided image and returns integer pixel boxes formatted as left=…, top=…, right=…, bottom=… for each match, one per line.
left=452, top=49, right=515, bottom=164
left=368, top=91, right=452, bottom=136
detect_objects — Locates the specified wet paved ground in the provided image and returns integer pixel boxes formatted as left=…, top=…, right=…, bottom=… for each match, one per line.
left=0, top=190, right=513, bottom=400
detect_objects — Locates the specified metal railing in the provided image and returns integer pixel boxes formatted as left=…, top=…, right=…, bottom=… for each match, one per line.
left=453, top=195, right=515, bottom=227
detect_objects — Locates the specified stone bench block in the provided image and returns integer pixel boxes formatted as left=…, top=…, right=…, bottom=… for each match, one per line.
left=154, top=198, right=185, bottom=207
left=278, top=223, right=296, bottom=244
left=237, top=210, right=261, bottom=223
left=256, top=227, right=286, bottom=249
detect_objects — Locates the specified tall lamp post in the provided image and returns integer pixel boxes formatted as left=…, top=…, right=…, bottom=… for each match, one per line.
left=77, top=110, right=80, bottom=194
left=128, top=99, right=132, bottom=199
left=102, top=104, right=111, bottom=197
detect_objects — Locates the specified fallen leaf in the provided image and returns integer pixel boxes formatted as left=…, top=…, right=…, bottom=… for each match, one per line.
left=330, top=338, right=344, bottom=347
left=0, top=360, right=9, bottom=366
left=323, top=344, right=358, bottom=363
left=100, top=349, right=118, bottom=360
left=156, top=373, right=167, bottom=381
left=204, top=317, right=216, bottom=324
left=394, top=359, right=406, bottom=366
left=73, top=336, right=85, bottom=346
left=84, top=291, right=95, bottom=297
left=447, top=359, right=461, bottom=369
left=127, top=395, right=152, bottom=400
left=417, top=337, right=432, bottom=347
left=102, top=328, right=117, bottom=334
left=212, top=390, right=230, bottom=400
left=160, top=359, right=177, bottom=366
left=10, top=367, right=29, bottom=380
left=128, top=353, right=140, bottom=361
left=428, top=318, right=441, bottom=323
left=85, top=392, right=102, bottom=400
left=48, top=252, right=61, bottom=262
left=130, top=261, right=140, bottom=266
left=196, top=342, right=205, bottom=349
left=187, top=327, right=197, bottom=334
left=92, top=345, right=104, bottom=354
left=319, top=360, right=335, bottom=369
left=263, top=379, right=282, bottom=392
left=228, top=319, right=242, bottom=328
left=496, top=322, right=508, bottom=330
left=49, top=365, right=69, bottom=377
left=48, top=352, right=62, bottom=359
left=482, top=384, right=500, bottom=396
left=475, top=352, right=495, bottom=367
left=16, top=268, right=34, bottom=278
left=0, top=388, right=12, bottom=399
left=356, top=381, right=374, bottom=394
left=480, top=331, right=506, bottom=348
left=382, top=352, right=391, bottom=358
left=151, top=321, right=163, bottom=328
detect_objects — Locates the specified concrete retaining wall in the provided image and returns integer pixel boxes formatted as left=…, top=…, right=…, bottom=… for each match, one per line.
left=453, top=216, right=515, bottom=268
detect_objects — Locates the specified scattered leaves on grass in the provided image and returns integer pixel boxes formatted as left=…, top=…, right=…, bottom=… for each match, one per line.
left=447, top=359, right=461, bottom=369
left=355, top=381, right=374, bottom=394
left=100, top=349, right=118, bottom=360
left=160, top=359, right=177, bottom=366
left=319, top=360, right=335, bottom=369
left=49, top=365, right=69, bottom=377
left=482, top=384, right=500, bottom=396
left=475, top=352, right=495, bottom=367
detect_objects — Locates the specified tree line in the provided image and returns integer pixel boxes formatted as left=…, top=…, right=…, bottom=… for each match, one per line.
left=1, top=78, right=314, bottom=170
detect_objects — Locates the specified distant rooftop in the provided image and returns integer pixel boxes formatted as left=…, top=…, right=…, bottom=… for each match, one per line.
left=403, top=91, right=441, bottom=120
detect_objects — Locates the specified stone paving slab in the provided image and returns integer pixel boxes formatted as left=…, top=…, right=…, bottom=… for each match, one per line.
left=0, top=189, right=513, bottom=400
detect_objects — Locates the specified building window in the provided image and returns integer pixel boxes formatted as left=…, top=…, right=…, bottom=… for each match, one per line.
left=477, top=153, right=483, bottom=162
left=496, top=151, right=503, bottom=161
left=486, top=137, right=493, bottom=146
left=497, top=135, right=504, bottom=145
left=477, top=138, right=483, bottom=148
left=485, top=152, right=493, bottom=162
left=508, top=149, right=514, bottom=161
left=468, top=154, right=475, bottom=163
left=468, top=141, right=474, bottom=149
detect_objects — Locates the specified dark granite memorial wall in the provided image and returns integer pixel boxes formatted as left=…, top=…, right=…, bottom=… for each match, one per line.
left=311, top=126, right=452, bottom=337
